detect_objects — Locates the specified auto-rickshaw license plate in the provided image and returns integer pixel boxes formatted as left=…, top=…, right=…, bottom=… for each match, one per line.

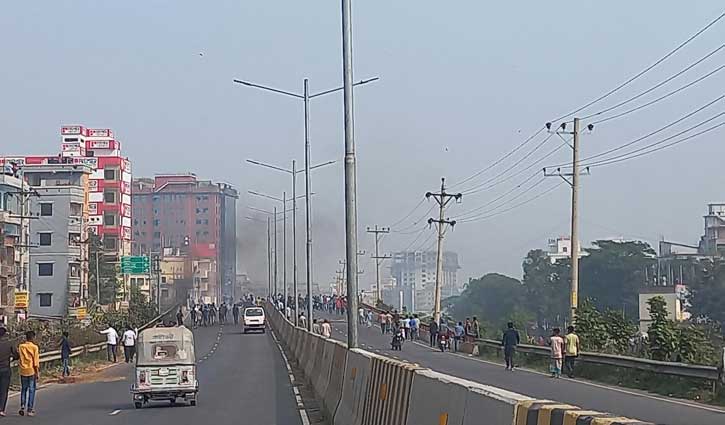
left=158, top=368, right=169, bottom=376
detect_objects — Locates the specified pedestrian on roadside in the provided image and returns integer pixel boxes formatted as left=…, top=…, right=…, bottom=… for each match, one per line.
left=378, top=312, right=387, bottom=334
left=564, top=326, right=580, bottom=378
left=100, top=324, right=119, bottom=363
left=410, top=315, right=419, bottom=340
left=190, top=305, right=198, bottom=328
left=60, top=331, right=71, bottom=378
left=312, top=319, right=321, bottom=334
left=0, top=327, right=18, bottom=416
left=176, top=307, right=184, bottom=326
left=502, top=322, right=520, bottom=371
left=548, top=328, right=565, bottom=378
left=299, top=313, right=308, bottom=329
left=471, top=317, right=481, bottom=338
left=402, top=316, right=411, bottom=340
left=321, top=319, right=332, bottom=338
left=385, top=312, right=393, bottom=334
left=454, top=322, right=465, bottom=352
left=18, top=331, right=39, bottom=417
left=232, top=303, right=240, bottom=325
left=122, top=325, right=137, bottom=363
left=464, top=318, right=472, bottom=337
left=358, top=307, right=365, bottom=325
left=429, top=320, right=439, bottom=347
left=367, top=310, right=374, bottom=327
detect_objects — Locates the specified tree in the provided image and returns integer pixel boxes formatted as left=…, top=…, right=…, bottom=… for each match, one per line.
left=676, top=325, right=716, bottom=365
left=580, top=240, right=656, bottom=318
left=521, top=249, right=568, bottom=328
left=602, top=309, right=637, bottom=353
left=647, top=296, right=678, bottom=361
left=448, top=273, right=525, bottom=332
left=687, top=257, right=725, bottom=326
left=574, top=299, right=608, bottom=351
left=88, top=233, right=121, bottom=306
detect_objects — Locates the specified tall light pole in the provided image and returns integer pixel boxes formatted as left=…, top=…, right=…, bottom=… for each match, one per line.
left=233, top=75, right=378, bottom=333
left=341, top=0, right=359, bottom=348
left=247, top=205, right=293, bottom=300
left=245, top=215, right=273, bottom=299
left=246, top=159, right=335, bottom=329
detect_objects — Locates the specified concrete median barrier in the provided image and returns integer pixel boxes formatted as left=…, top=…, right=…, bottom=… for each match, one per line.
left=312, top=338, right=336, bottom=398
left=322, top=339, right=348, bottom=419
left=361, top=353, right=419, bottom=425
left=514, top=399, right=655, bottom=425
left=334, top=348, right=373, bottom=425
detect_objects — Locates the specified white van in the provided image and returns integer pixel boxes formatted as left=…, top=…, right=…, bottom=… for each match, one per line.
left=243, top=307, right=266, bottom=333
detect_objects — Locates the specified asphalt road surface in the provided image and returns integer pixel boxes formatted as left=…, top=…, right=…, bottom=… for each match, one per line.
left=4, top=323, right=302, bottom=425
left=318, top=311, right=724, bottom=425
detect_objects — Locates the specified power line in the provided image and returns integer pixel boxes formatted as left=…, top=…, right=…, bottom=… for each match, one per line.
left=552, top=93, right=725, bottom=168
left=585, top=117, right=725, bottom=168
left=451, top=126, right=546, bottom=188
left=458, top=182, right=565, bottom=224
left=460, top=132, right=556, bottom=195
left=389, top=197, right=426, bottom=228
left=391, top=204, right=435, bottom=232
left=591, top=62, right=725, bottom=125
left=582, top=43, right=725, bottom=122
left=454, top=173, right=544, bottom=219
left=547, top=9, right=725, bottom=124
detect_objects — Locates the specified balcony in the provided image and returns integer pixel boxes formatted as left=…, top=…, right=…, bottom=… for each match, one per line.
left=68, top=277, right=81, bottom=293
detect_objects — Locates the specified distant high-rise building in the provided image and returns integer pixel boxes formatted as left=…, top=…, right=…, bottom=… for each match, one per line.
left=0, top=172, right=27, bottom=318
left=390, top=250, right=460, bottom=313
left=131, top=174, right=238, bottom=302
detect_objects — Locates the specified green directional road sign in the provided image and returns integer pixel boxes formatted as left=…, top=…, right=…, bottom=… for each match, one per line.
left=121, top=256, right=150, bottom=274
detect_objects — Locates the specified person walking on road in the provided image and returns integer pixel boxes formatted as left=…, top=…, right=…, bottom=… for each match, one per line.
left=471, top=317, right=481, bottom=338
left=312, top=319, right=321, bottom=334
left=60, top=331, right=71, bottom=378
left=123, top=326, right=137, bottom=363
left=0, top=328, right=18, bottom=416
left=321, top=319, right=332, bottom=338
left=454, top=322, right=465, bottom=352
left=18, top=331, right=40, bottom=417
left=299, top=313, right=308, bottom=329
left=100, top=325, right=119, bottom=363
left=548, top=328, right=565, bottom=378
left=378, top=312, right=387, bottom=334
left=358, top=307, right=365, bottom=325
left=177, top=308, right=184, bottom=327
left=429, top=320, right=439, bottom=347
left=502, top=322, right=520, bottom=371
left=564, top=326, right=580, bottom=378
left=232, top=304, right=240, bottom=325
left=410, top=315, right=419, bottom=340
left=190, top=305, right=198, bottom=328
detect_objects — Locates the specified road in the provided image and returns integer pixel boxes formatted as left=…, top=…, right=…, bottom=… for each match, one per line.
left=317, top=311, right=725, bottom=425
left=4, top=323, right=302, bottom=424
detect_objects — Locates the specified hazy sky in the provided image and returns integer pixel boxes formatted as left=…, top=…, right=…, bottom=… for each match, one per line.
left=2, top=2, right=725, bottom=290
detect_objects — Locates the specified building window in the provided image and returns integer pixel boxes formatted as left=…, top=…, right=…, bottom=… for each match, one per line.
left=161, top=276, right=167, bottom=284
left=104, top=169, right=117, bottom=180
left=38, top=263, right=54, bottom=277
left=104, top=237, right=117, bottom=250
left=39, top=232, right=52, bottom=246
left=153, top=219, right=159, bottom=226
left=196, top=219, right=202, bottom=224
left=68, top=232, right=81, bottom=246
left=40, top=203, right=53, bottom=216
left=104, top=191, right=117, bottom=204
left=203, top=219, right=209, bottom=225
left=104, top=213, right=116, bottom=226
left=562, top=247, right=568, bottom=253
left=153, top=232, right=161, bottom=238
left=39, top=293, right=52, bottom=307
left=70, top=202, right=82, bottom=216
left=69, top=263, right=81, bottom=277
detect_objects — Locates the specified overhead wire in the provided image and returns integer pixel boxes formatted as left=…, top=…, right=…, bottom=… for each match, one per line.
left=547, top=9, right=725, bottom=124
left=391, top=204, right=435, bottom=232
left=388, top=197, right=426, bottom=229
left=581, top=43, right=725, bottom=122
left=458, top=181, right=565, bottom=224
left=453, top=173, right=544, bottom=219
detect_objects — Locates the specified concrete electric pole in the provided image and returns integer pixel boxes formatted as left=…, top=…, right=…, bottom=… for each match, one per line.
left=544, top=118, right=592, bottom=322
left=366, top=225, right=390, bottom=306
left=426, top=178, right=462, bottom=326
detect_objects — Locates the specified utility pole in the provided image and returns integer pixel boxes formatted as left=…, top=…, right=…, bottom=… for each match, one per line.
left=426, top=178, right=462, bottom=326
left=153, top=255, right=161, bottom=313
left=267, top=216, right=272, bottom=298
left=283, top=191, right=287, bottom=310
left=274, top=206, right=278, bottom=298
left=544, top=118, right=592, bottom=322
left=367, top=225, right=390, bottom=305
left=95, top=237, right=101, bottom=303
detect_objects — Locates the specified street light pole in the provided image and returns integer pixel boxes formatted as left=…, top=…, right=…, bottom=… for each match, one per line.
left=292, top=160, right=299, bottom=326
left=274, top=206, right=278, bottom=298
left=283, top=191, right=287, bottom=314
left=341, top=0, right=359, bottom=349
left=303, top=79, right=313, bottom=330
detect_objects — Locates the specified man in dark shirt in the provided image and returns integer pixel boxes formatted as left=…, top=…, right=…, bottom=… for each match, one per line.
left=0, top=327, right=18, bottom=416
left=429, top=320, right=439, bottom=347
left=60, top=331, right=72, bottom=378
left=501, top=322, right=520, bottom=371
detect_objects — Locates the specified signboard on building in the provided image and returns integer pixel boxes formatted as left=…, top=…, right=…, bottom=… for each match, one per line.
left=87, top=129, right=112, bottom=137
left=88, top=180, right=98, bottom=191
left=89, top=203, right=98, bottom=215
left=14, top=291, right=29, bottom=309
left=88, top=140, right=110, bottom=149
left=121, top=256, right=150, bottom=274
left=61, top=126, right=83, bottom=135
left=69, top=307, right=87, bottom=319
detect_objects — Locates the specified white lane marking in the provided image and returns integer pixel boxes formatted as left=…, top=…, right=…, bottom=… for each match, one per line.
left=109, top=409, right=122, bottom=416
left=270, top=329, right=312, bottom=425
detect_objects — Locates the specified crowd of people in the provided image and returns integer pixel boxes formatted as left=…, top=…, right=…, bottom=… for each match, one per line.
left=189, top=302, right=243, bottom=327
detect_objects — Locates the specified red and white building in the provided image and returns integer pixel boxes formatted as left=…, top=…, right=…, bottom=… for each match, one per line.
left=1, top=125, right=132, bottom=295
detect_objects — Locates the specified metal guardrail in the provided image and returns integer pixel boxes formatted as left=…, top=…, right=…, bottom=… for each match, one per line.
left=30, top=303, right=181, bottom=367
left=360, top=303, right=725, bottom=384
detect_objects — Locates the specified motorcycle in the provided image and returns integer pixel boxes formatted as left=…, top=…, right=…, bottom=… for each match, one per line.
left=438, top=334, right=450, bottom=352
left=391, top=330, right=404, bottom=351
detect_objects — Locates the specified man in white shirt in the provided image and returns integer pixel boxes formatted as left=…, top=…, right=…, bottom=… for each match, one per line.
left=100, top=325, right=119, bottom=363
left=122, top=326, right=137, bottom=363
left=321, top=319, right=332, bottom=338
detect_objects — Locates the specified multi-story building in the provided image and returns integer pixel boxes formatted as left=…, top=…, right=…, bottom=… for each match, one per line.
left=23, top=163, right=91, bottom=318
left=390, top=250, right=460, bottom=313
left=547, top=236, right=588, bottom=263
left=0, top=172, right=27, bottom=319
left=1, top=124, right=132, bottom=305
left=698, top=203, right=725, bottom=255
left=131, top=174, right=238, bottom=303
